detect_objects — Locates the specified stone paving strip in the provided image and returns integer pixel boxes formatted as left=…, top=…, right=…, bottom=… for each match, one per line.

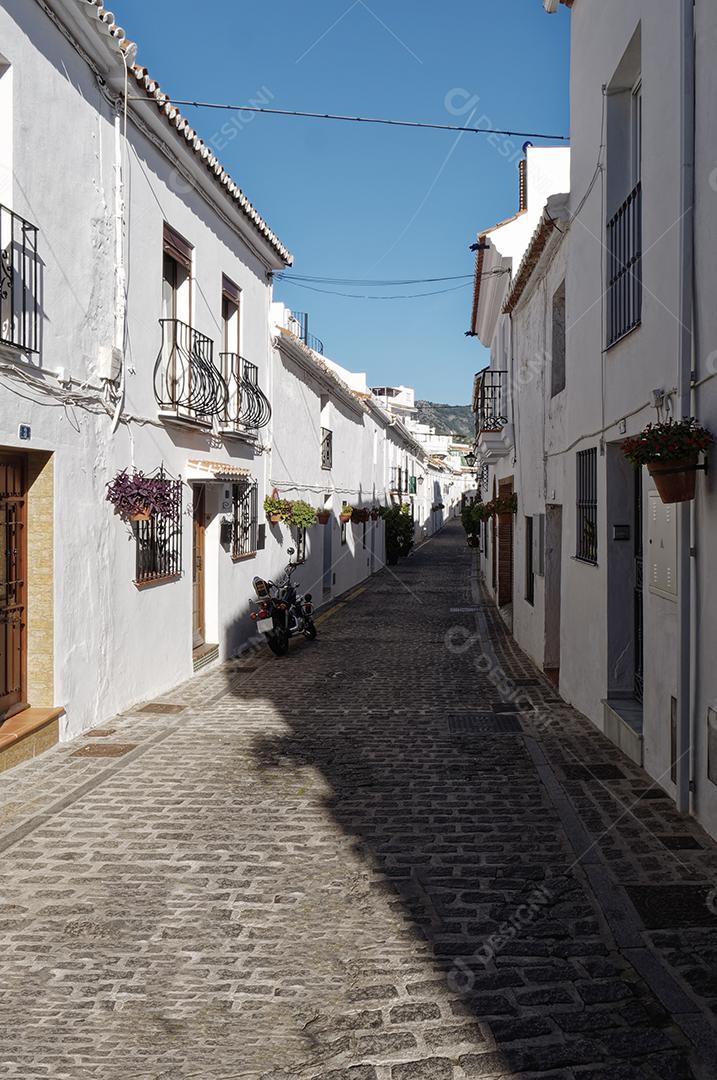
left=1, top=521, right=716, bottom=1078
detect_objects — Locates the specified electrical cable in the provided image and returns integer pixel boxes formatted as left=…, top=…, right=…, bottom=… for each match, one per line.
left=275, top=272, right=475, bottom=286
left=128, top=98, right=569, bottom=142
left=276, top=270, right=509, bottom=300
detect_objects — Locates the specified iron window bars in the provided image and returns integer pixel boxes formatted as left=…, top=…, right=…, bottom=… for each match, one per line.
left=0, top=204, right=39, bottom=354
left=475, top=370, right=509, bottom=433
left=133, top=469, right=183, bottom=585
left=221, top=354, right=271, bottom=431
left=606, top=181, right=642, bottom=348
left=321, top=427, right=333, bottom=470
left=576, top=448, right=598, bottom=564
left=154, top=318, right=228, bottom=421
left=231, top=480, right=258, bottom=559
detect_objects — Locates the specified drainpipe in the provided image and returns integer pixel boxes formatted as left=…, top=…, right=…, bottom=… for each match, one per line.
left=676, top=0, right=695, bottom=815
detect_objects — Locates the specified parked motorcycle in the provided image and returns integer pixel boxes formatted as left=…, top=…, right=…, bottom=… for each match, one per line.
left=249, top=548, right=317, bottom=656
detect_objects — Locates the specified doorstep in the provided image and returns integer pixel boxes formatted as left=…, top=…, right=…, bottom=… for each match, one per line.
left=193, top=643, right=219, bottom=673
left=0, top=706, right=65, bottom=773
left=602, top=696, right=644, bottom=767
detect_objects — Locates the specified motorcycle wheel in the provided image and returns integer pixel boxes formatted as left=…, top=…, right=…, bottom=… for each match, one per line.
left=266, top=628, right=289, bottom=656
left=303, top=620, right=317, bottom=641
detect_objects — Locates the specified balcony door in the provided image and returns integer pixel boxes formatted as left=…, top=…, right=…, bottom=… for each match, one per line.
left=161, top=224, right=192, bottom=409
left=221, top=276, right=241, bottom=425
left=0, top=454, right=27, bottom=720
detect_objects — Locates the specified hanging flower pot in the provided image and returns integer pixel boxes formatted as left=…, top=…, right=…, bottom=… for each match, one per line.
left=316, top=509, right=331, bottom=525
left=646, top=457, right=699, bottom=504
left=352, top=508, right=370, bottom=524
left=370, top=508, right=380, bottom=521
left=106, top=468, right=176, bottom=524
left=339, top=504, right=353, bottom=523
left=264, top=496, right=291, bottom=524
left=622, top=418, right=713, bottom=505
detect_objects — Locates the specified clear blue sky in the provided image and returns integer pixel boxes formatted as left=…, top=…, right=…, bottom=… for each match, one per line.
left=111, top=0, right=570, bottom=404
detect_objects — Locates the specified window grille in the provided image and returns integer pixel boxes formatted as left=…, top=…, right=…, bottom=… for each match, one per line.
left=525, top=515, right=535, bottom=605
left=321, top=427, right=333, bottom=470
left=134, top=473, right=183, bottom=585
left=606, top=182, right=642, bottom=347
left=231, top=481, right=258, bottom=559
left=576, top=448, right=598, bottom=564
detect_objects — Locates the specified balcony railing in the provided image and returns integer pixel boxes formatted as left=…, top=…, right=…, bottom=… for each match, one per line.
left=154, top=319, right=228, bottom=422
left=475, top=369, right=508, bottom=433
left=220, top=353, right=271, bottom=431
left=0, top=204, right=39, bottom=354
left=606, top=181, right=642, bottom=348
left=282, top=308, right=325, bottom=354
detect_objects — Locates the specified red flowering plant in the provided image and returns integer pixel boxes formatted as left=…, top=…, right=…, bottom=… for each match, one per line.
left=621, top=418, right=713, bottom=466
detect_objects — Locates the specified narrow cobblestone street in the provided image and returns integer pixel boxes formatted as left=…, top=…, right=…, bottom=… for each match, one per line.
left=2, top=521, right=717, bottom=1080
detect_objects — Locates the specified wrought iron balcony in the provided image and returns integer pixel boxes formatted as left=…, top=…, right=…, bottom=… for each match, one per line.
left=154, top=319, right=228, bottom=422
left=220, top=353, right=271, bottom=432
left=282, top=308, right=325, bottom=354
left=0, top=204, right=39, bottom=354
left=475, top=369, right=508, bottom=433
left=606, top=181, right=642, bottom=348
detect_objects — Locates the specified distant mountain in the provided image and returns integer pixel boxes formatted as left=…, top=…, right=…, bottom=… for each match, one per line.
left=415, top=400, right=473, bottom=441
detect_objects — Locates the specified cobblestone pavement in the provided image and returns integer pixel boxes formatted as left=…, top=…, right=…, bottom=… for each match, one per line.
left=2, top=520, right=717, bottom=1079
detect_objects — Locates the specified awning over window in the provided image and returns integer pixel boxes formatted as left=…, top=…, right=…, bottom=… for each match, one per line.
left=187, top=459, right=252, bottom=483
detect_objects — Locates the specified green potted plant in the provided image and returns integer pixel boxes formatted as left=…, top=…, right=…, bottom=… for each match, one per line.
left=339, top=502, right=353, bottom=523
left=264, top=495, right=291, bottom=524
left=287, top=499, right=317, bottom=528
left=622, top=418, right=713, bottom=504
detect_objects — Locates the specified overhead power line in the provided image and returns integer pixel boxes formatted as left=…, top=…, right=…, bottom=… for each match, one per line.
left=130, top=98, right=569, bottom=142
left=274, top=272, right=475, bottom=286
left=275, top=270, right=508, bottom=300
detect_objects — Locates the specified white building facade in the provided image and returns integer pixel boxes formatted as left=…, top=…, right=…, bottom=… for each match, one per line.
left=0, top=0, right=465, bottom=770
left=470, top=0, right=717, bottom=840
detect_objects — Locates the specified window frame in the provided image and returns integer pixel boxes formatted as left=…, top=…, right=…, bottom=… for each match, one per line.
left=551, top=280, right=566, bottom=397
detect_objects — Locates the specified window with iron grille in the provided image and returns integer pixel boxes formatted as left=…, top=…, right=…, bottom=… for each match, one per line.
left=606, top=182, right=642, bottom=347
left=231, top=481, right=258, bottom=560
left=296, top=526, right=307, bottom=564
left=321, top=427, right=333, bottom=470
left=525, top=515, right=535, bottom=605
left=134, top=477, right=183, bottom=585
left=576, top=448, right=598, bottom=564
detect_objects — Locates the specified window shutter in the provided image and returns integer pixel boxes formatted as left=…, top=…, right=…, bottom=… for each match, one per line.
left=222, top=275, right=241, bottom=304
left=163, top=223, right=193, bottom=271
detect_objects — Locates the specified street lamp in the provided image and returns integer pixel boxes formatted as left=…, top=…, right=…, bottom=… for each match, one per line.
left=464, top=450, right=477, bottom=468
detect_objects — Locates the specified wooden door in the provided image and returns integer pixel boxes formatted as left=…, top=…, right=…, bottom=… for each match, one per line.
left=497, top=477, right=514, bottom=608
left=192, top=485, right=205, bottom=649
left=0, top=455, right=27, bottom=719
